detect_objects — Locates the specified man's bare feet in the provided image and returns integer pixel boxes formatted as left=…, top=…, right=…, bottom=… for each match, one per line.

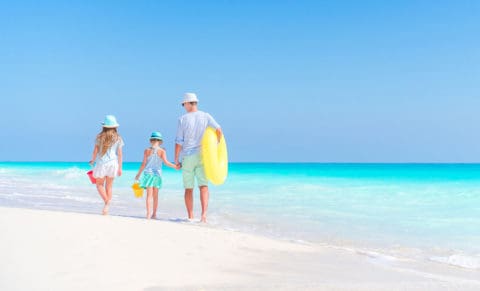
left=200, top=215, right=207, bottom=223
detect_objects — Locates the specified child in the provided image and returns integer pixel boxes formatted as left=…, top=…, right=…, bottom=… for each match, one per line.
left=89, top=115, right=124, bottom=215
left=135, top=131, right=177, bottom=219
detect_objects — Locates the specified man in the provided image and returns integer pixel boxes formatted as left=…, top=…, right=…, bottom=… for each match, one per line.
left=175, top=93, right=222, bottom=223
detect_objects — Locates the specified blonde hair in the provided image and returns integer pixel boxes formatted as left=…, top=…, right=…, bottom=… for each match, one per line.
left=96, top=128, right=120, bottom=156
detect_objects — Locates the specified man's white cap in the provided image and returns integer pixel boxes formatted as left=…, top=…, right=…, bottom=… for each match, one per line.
left=182, top=92, right=199, bottom=104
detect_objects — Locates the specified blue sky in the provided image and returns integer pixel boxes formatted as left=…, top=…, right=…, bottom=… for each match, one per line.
left=0, top=1, right=479, bottom=162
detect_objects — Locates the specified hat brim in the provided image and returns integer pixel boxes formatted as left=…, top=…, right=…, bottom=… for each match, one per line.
left=150, top=137, right=163, bottom=140
left=102, top=124, right=119, bottom=128
left=181, top=99, right=199, bottom=104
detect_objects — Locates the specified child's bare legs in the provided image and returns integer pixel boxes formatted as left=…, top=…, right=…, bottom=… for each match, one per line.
left=152, top=187, right=159, bottom=219
left=146, top=187, right=153, bottom=219
left=102, top=177, right=114, bottom=215
left=95, top=177, right=110, bottom=215
left=95, top=177, right=108, bottom=202
left=105, top=177, right=114, bottom=203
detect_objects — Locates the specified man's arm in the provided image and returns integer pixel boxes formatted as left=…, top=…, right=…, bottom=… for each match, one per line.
left=175, top=118, right=183, bottom=168
left=175, top=144, right=182, bottom=169
left=206, top=113, right=222, bottom=142
left=216, top=128, right=223, bottom=143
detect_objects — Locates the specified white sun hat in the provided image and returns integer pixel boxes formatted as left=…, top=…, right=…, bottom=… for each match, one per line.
left=182, top=92, right=199, bottom=104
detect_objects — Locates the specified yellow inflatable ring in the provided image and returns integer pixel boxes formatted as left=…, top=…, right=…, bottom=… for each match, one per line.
left=201, top=127, right=228, bottom=185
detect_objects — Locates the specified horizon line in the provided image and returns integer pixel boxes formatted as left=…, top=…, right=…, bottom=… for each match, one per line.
left=2, top=161, right=480, bottom=165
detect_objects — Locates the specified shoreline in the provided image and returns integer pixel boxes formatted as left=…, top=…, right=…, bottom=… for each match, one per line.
left=1, top=206, right=479, bottom=290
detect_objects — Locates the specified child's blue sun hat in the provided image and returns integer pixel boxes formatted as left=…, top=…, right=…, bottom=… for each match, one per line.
left=102, top=115, right=119, bottom=128
left=150, top=131, right=163, bottom=140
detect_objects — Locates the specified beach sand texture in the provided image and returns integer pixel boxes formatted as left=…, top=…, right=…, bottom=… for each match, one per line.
left=1, top=207, right=479, bottom=291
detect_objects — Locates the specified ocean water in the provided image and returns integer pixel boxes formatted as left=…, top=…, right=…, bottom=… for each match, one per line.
left=1, top=162, right=480, bottom=269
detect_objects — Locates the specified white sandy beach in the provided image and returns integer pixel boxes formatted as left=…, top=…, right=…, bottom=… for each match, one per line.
left=0, top=206, right=479, bottom=291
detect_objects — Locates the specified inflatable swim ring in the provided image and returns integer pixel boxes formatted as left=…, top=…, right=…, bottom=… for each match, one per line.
left=201, top=127, right=228, bottom=185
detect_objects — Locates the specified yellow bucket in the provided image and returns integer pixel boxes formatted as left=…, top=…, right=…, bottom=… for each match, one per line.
left=132, top=182, right=143, bottom=198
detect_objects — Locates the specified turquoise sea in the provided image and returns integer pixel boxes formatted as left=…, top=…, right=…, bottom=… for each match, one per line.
left=1, top=162, right=479, bottom=269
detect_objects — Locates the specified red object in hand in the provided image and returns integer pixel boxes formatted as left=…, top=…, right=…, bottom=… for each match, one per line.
left=87, top=170, right=96, bottom=184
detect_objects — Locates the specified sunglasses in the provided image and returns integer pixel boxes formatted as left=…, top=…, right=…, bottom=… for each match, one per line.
left=182, top=102, right=196, bottom=107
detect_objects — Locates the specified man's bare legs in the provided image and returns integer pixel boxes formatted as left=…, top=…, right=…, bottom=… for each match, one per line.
left=184, top=188, right=194, bottom=220
left=199, top=186, right=209, bottom=223
left=184, top=186, right=209, bottom=223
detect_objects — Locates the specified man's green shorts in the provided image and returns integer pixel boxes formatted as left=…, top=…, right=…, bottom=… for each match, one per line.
left=181, top=153, right=208, bottom=189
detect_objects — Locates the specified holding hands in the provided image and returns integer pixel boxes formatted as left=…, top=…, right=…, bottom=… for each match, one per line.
left=175, top=161, right=182, bottom=170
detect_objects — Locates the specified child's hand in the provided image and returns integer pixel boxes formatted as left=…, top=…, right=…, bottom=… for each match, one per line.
left=135, top=174, right=140, bottom=180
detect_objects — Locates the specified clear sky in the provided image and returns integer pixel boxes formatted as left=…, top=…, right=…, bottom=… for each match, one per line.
left=0, top=1, right=479, bottom=162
